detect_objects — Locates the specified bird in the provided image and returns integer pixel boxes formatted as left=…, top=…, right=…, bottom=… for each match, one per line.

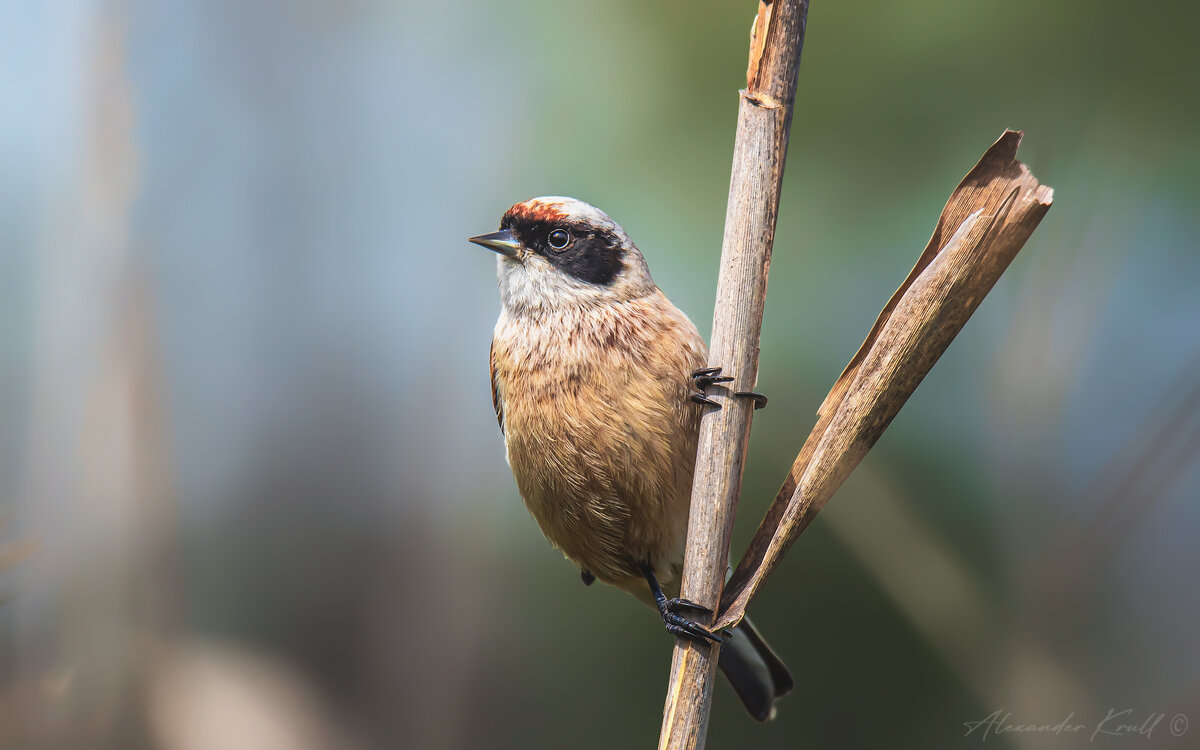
left=470, top=196, right=792, bottom=721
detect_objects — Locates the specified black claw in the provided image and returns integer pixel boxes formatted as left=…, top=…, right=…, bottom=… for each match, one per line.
left=691, top=366, right=725, bottom=410
left=662, top=598, right=724, bottom=643
left=641, top=563, right=726, bottom=646
left=691, top=365, right=767, bottom=412
left=734, top=391, right=768, bottom=409
left=665, top=597, right=712, bottom=615
left=581, top=569, right=595, bottom=586
left=662, top=611, right=726, bottom=644
left=695, top=375, right=734, bottom=388
left=691, top=366, right=734, bottom=390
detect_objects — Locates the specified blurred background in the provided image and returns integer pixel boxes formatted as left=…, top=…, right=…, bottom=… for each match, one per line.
left=2, top=1, right=1198, bottom=748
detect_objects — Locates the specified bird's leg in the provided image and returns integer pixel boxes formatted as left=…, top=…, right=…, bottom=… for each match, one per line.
left=689, top=366, right=768, bottom=410
left=641, top=563, right=728, bottom=644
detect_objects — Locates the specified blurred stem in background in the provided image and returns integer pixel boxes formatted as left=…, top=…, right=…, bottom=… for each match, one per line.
left=9, top=3, right=170, bottom=746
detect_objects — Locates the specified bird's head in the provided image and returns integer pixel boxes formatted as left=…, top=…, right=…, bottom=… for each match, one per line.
left=470, top=196, right=656, bottom=315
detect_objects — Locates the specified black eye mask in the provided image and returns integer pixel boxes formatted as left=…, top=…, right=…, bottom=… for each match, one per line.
left=505, top=218, right=627, bottom=287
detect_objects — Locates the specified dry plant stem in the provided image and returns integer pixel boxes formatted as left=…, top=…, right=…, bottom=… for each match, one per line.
left=716, top=130, right=1054, bottom=630
left=659, top=2, right=808, bottom=748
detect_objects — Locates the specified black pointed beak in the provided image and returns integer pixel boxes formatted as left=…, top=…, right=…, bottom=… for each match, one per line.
left=469, top=228, right=523, bottom=259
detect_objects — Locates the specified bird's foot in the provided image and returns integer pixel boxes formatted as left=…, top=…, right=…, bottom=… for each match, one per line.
left=734, top=390, right=768, bottom=409
left=689, top=366, right=768, bottom=410
left=691, top=366, right=733, bottom=389
left=658, top=598, right=731, bottom=644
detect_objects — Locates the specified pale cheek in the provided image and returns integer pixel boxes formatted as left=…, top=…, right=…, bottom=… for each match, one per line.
left=499, top=256, right=598, bottom=312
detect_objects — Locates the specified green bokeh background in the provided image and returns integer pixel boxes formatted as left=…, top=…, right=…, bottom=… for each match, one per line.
left=2, top=1, right=1197, bottom=748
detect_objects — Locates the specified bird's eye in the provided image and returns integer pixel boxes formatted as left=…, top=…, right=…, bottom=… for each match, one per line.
left=547, top=228, right=571, bottom=251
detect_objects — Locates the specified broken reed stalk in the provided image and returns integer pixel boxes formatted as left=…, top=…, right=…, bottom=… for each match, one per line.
left=715, top=130, right=1054, bottom=630
left=659, top=2, right=808, bottom=749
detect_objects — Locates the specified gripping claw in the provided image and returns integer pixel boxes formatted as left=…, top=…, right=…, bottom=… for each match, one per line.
left=690, top=366, right=768, bottom=411
left=642, top=564, right=726, bottom=645
left=735, top=391, right=768, bottom=409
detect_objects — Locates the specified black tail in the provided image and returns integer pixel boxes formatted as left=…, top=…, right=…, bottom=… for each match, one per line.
left=717, top=617, right=793, bottom=721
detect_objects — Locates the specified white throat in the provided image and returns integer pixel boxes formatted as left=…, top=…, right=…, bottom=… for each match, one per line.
left=497, top=253, right=656, bottom=317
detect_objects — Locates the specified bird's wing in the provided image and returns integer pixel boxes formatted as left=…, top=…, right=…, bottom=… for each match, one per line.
left=489, top=338, right=504, bottom=435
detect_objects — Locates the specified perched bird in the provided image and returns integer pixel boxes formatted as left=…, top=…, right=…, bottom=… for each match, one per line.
left=470, top=196, right=792, bottom=721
